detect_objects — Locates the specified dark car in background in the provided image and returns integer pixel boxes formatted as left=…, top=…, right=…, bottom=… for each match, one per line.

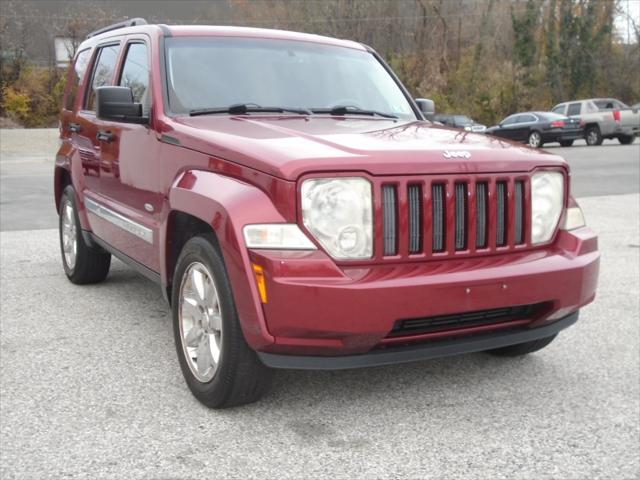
left=485, top=112, right=583, bottom=148
left=434, top=114, right=486, bottom=132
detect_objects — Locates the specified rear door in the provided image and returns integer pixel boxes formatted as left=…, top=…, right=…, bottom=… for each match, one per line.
left=75, top=42, right=122, bottom=196
left=514, top=114, right=537, bottom=141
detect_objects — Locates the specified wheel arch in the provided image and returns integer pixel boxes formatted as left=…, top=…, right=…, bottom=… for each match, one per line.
left=163, top=169, right=287, bottom=350
left=54, top=166, right=72, bottom=213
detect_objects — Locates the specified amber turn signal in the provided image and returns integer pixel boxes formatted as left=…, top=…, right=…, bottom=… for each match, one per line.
left=252, top=263, right=268, bottom=303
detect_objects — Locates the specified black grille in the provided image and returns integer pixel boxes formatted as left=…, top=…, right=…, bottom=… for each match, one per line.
left=515, top=180, right=525, bottom=244
left=382, top=185, right=398, bottom=255
left=388, top=303, right=544, bottom=337
left=377, top=176, right=530, bottom=258
left=408, top=185, right=422, bottom=254
left=476, top=182, right=488, bottom=248
left=432, top=184, right=445, bottom=252
left=455, top=183, right=467, bottom=250
left=496, top=181, right=507, bottom=246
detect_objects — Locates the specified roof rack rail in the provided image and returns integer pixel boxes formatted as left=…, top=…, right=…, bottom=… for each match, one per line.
left=86, top=18, right=148, bottom=39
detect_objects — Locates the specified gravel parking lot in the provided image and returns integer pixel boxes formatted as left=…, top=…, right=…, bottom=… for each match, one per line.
left=1, top=130, right=639, bottom=479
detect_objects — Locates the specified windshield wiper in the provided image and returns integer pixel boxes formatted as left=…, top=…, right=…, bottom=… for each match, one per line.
left=189, top=104, right=312, bottom=116
left=311, top=105, right=398, bottom=119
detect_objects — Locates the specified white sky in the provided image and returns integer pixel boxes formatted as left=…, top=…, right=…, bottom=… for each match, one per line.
left=616, top=0, right=640, bottom=43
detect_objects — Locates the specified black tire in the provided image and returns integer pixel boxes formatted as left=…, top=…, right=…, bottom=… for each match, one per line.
left=486, top=334, right=557, bottom=357
left=585, top=126, right=603, bottom=146
left=171, top=234, right=273, bottom=408
left=527, top=131, right=543, bottom=148
left=618, top=135, right=634, bottom=145
left=559, top=140, right=574, bottom=147
left=59, top=186, right=111, bottom=284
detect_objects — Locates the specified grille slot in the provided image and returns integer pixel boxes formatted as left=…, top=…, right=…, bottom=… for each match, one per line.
left=455, top=183, right=467, bottom=250
left=389, top=303, right=544, bottom=337
left=408, top=185, right=423, bottom=254
left=515, top=180, right=525, bottom=244
left=496, top=181, right=508, bottom=246
left=432, top=184, right=445, bottom=252
left=476, top=182, right=488, bottom=248
left=382, top=185, right=398, bottom=256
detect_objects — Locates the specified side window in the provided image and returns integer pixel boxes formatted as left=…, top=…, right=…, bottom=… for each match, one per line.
left=502, top=115, right=517, bottom=126
left=64, top=49, right=91, bottom=111
left=85, top=44, right=120, bottom=111
left=586, top=102, right=599, bottom=113
left=567, top=103, right=582, bottom=116
left=516, top=114, right=535, bottom=123
left=552, top=105, right=565, bottom=115
left=119, top=43, right=150, bottom=114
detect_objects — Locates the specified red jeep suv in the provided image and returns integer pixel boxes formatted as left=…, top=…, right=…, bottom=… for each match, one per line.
left=55, top=19, right=599, bottom=408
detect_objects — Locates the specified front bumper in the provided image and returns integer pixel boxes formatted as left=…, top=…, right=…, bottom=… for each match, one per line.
left=258, top=311, right=579, bottom=369
left=248, top=227, right=599, bottom=357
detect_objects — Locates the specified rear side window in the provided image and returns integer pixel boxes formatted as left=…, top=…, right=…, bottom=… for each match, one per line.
left=64, top=49, right=91, bottom=110
left=567, top=103, right=582, bottom=116
left=118, top=43, right=150, bottom=113
left=516, top=114, right=535, bottom=123
left=85, top=44, right=120, bottom=111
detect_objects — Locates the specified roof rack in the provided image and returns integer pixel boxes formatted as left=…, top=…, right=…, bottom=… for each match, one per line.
left=86, top=18, right=148, bottom=39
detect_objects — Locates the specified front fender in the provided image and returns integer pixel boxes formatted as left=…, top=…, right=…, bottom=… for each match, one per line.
left=166, top=169, right=289, bottom=350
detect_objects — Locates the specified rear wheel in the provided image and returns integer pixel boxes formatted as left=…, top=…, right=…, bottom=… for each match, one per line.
left=59, top=186, right=111, bottom=284
left=559, top=140, right=574, bottom=147
left=172, top=234, right=273, bottom=408
left=618, top=135, right=634, bottom=145
left=585, top=126, right=603, bottom=146
left=528, top=131, right=542, bottom=148
left=486, top=334, right=557, bottom=357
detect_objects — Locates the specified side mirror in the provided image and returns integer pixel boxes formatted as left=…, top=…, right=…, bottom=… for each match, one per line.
left=415, top=98, right=435, bottom=121
left=96, top=86, right=147, bottom=124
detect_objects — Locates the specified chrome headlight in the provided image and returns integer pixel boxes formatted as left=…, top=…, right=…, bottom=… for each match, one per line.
left=301, top=177, right=373, bottom=259
left=531, top=171, right=564, bottom=244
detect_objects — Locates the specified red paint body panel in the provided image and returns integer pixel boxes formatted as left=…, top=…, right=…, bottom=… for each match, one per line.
left=55, top=24, right=600, bottom=359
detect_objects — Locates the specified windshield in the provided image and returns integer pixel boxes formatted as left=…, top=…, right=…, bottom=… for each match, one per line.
left=164, top=37, right=416, bottom=120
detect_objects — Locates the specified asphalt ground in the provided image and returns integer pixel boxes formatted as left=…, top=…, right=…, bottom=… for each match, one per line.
left=1, top=129, right=639, bottom=479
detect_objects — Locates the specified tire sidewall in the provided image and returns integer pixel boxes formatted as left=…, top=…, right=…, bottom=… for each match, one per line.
left=171, top=236, right=240, bottom=404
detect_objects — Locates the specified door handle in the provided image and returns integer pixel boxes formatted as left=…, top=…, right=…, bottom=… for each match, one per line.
left=97, top=130, right=115, bottom=143
left=69, top=122, right=82, bottom=133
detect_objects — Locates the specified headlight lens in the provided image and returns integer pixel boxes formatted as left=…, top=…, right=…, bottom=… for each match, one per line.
left=301, top=177, right=373, bottom=259
left=531, top=171, right=564, bottom=244
left=561, top=206, right=586, bottom=231
left=243, top=224, right=316, bottom=250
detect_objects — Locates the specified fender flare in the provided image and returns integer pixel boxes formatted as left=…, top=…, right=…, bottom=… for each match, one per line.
left=165, top=169, right=288, bottom=350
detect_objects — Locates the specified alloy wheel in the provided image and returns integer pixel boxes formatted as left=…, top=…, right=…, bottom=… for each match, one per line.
left=61, top=202, right=77, bottom=270
left=178, top=262, right=223, bottom=383
left=529, top=132, right=541, bottom=148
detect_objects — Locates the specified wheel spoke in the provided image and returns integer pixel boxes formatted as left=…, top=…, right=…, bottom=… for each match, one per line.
left=191, top=268, right=206, bottom=301
left=182, top=296, right=201, bottom=320
left=185, top=326, right=203, bottom=348
left=196, top=335, right=214, bottom=374
left=210, top=334, right=221, bottom=363
left=208, top=312, right=222, bottom=332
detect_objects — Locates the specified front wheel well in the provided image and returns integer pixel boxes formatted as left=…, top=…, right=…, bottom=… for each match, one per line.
left=54, top=167, right=72, bottom=213
left=165, top=211, right=218, bottom=300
